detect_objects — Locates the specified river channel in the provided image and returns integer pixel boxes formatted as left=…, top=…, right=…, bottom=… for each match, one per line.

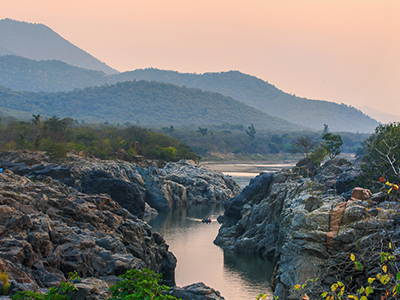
left=147, top=162, right=295, bottom=300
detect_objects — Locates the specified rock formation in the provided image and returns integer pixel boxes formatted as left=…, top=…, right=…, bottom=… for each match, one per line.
left=215, top=159, right=400, bottom=299
left=0, top=151, right=235, bottom=299
left=0, top=151, right=240, bottom=215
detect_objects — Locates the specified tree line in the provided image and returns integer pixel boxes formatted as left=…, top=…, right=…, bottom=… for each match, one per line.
left=0, top=114, right=198, bottom=162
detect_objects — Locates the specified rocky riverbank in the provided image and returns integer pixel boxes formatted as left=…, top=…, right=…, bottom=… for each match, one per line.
left=215, top=158, right=400, bottom=299
left=0, top=151, right=233, bottom=299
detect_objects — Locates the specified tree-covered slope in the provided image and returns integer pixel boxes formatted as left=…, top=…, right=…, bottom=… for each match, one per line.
left=0, top=82, right=305, bottom=131
left=0, top=52, right=378, bottom=132
left=0, top=55, right=108, bottom=92
left=0, top=18, right=117, bottom=74
left=111, top=69, right=379, bottom=133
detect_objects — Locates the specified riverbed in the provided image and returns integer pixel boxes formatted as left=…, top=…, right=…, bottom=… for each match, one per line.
left=147, top=162, right=294, bottom=300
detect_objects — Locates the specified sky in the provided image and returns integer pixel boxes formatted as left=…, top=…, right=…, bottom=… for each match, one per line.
left=1, top=0, right=400, bottom=118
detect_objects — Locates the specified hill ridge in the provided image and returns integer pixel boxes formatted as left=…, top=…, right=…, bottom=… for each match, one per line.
left=0, top=18, right=117, bottom=74
left=0, top=80, right=306, bottom=131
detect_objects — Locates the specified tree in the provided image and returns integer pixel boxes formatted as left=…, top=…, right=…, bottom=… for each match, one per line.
left=246, top=124, right=256, bottom=141
left=163, top=125, right=175, bottom=134
left=323, top=124, right=329, bottom=135
left=361, top=123, right=400, bottom=187
left=310, top=143, right=328, bottom=166
left=323, top=133, right=343, bottom=159
left=32, top=114, right=41, bottom=125
left=291, top=135, right=317, bottom=176
left=197, top=127, right=208, bottom=135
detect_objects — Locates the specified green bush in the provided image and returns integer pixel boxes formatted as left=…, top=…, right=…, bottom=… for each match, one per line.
left=13, top=272, right=80, bottom=300
left=12, top=269, right=179, bottom=300
left=46, top=143, right=68, bottom=160
left=358, top=122, right=400, bottom=192
left=109, top=269, right=179, bottom=300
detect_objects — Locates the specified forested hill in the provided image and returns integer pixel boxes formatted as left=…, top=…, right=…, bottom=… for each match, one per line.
left=0, top=19, right=117, bottom=74
left=111, top=69, right=379, bottom=133
left=0, top=19, right=379, bottom=132
left=0, top=53, right=378, bottom=132
left=0, top=81, right=306, bottom=131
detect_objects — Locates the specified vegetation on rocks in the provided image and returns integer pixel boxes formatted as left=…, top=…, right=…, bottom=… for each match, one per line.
left=252, top=123, right=400, bottom=300
left=12, top=269, right=180, bottom=300
left=358, top=122, right=400, bottom=191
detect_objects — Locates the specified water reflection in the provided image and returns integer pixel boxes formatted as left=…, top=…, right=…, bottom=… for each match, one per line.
left=223, top=250, right=274, bottom=287
left=147, top=203, right=274, bottom=300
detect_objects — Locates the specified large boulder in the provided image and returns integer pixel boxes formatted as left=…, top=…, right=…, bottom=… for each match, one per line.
left=81, top=170, right=145, bottom=219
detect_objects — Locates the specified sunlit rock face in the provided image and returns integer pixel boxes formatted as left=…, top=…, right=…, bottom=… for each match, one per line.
left=214, top=159, right=400, bottom=299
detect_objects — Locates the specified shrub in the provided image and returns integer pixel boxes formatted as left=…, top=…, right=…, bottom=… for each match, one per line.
left=12, top=270, right=179, bottom=300
left=109, top=269, right=179, bottom=300
left=13, top=272, right=80, bottom=300
left=46, top=143, right=67, bottom=160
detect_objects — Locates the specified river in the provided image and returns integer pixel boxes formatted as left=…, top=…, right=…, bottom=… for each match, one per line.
left=147, top=162, right=295, bottom=300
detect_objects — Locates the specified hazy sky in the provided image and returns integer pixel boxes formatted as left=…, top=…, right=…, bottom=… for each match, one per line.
left=1, top=0, right=400, bottom=116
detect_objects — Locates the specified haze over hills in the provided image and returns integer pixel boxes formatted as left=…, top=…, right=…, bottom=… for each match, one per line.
left=0, top=54, right=379, bottom=133
left=357, top=105, right=400, bottom=124
left=0, top=55, right=108, bottom=92
left=110, top=69, right=379, bottom=133
left=0, top=19, right=380, bottom=133
left=0, top=81, right=306, bottom=131
left=0, top=19, right=117, bottom=74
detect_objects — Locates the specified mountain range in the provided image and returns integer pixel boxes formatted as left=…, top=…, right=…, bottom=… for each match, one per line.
left=0, top=18, right=380, bottom=133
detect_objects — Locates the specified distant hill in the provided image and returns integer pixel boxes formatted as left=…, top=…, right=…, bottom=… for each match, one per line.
left=0, top=18, right=117, bottom=74
left=0, top=55, right=379, bottom=133
left=0, top=16, right=379, bottom=133
left=110, top=69, right=379, bottom=133
left=0, top=81, right=306, bottom=131
left=357, top=105, right=400, bottom=124
left=0, top=55, right=108, bottom=92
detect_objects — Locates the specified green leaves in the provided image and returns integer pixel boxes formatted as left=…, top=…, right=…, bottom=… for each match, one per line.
left=13, top=269, right=180, bottom=300
left=109, top=269, right=179, bottom=300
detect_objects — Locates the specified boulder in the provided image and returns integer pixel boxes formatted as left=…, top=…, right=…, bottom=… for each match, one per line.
left=168, top=282, right=225, bottom=300
left=81, top=170, right=145, bottom=219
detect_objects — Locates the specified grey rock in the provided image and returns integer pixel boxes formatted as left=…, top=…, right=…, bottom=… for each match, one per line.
left=214, top=159, right=400, bottom=299
left=81, top=170, right=145, bottom=219
left=169, top=282, right=225, bottom=300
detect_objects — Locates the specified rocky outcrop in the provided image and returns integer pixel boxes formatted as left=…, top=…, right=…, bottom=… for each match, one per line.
left=0, top=167, right=175, bottom=297
left=168, top=282, right=225, bottom=300
left=0, top=150, right=237, bottom=299
left=0, top=151, right=240, bottom=214
left=138, top=160, right=240, bottom=212
left=214, top=159, right=400, bottom=299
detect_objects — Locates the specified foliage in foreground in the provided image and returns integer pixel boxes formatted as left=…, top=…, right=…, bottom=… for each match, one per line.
left=109, top=269, right=179, bottom=300
left=12, top=269, right=180, bottom=300
left=13, top=271, right=80, bottom=300
left=256, top=240, right=400, bottom=300
left=357, top=122, right=400, bottom=192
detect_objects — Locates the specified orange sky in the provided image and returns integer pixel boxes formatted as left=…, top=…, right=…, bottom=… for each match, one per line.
left=1, top=0, right=400, bottom=116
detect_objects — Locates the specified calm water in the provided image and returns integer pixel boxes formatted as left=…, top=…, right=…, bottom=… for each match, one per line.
left=204, top=162, right=295, bottom=189
left=148, top=204, right=274, bottom=300
left=148, top=163, right=293, bottom=300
